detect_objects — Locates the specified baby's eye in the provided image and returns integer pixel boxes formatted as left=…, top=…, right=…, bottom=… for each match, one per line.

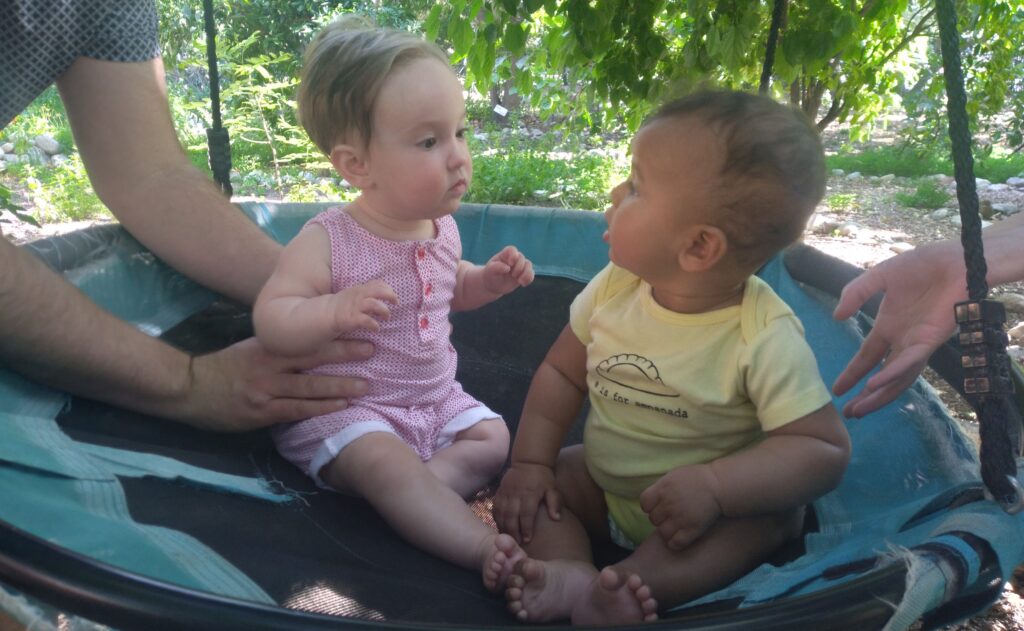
left=420, top=137, right=437, bottom=149
left=456, top=127, right=469, bottom=139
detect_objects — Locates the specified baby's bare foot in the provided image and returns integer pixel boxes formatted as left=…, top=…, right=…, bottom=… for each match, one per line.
left=505, top=558, right=597, bottom=623
left=570, top=566, right=658, bottom=625
left=482, top=533, right=527, bottom=592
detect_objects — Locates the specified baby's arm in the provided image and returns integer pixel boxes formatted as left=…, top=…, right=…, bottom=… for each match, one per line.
left=452, top=245, right=534, bottom=312
left=640, top=404, right=850, bottom=551
left=253, top=225, right=398, bottom=357
left=494, top=324, right=587, bottom=543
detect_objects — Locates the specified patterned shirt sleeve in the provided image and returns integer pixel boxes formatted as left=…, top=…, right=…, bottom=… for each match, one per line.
left=1, top=0, right=161, bottom=129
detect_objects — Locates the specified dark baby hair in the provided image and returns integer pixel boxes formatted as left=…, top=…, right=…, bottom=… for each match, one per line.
left=646, top=91, right=826, bottom=267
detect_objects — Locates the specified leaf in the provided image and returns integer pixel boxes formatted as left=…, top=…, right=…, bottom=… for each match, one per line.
left=504, top=21, right=528, bottom=55
left=450, top=16, right=474, bottom=53
left=424, top=5, right=443, bottom=41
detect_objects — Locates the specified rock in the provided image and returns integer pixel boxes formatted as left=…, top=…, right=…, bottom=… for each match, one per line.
left=33, top=134, right=60, bottom=155
left=50, top=154, right=68, bottom=167
left=950, top=215, right=962, bottom=227
left=889, top=242, right=915, bottom=254
left=846, top=171, right=863, bottom=180
left=879, top=174, right=896, bottom=183
left=987, top=183, right=1009, bottom=192
left=1009, top=346, right=1024, bottom=363
left=1, top=142, right=14, bottom=153
left=1007, top=177, right=1024, bottom=187
left=976, top=177, right=992, bottom=189
left=831, top=168, right=845, bottom=177
left=1008, top=322, right=1024, bottom=342
left=810, top=215, right=841, bottom=235
left=992, top=202, right=1020, bottom=215
left=0, top=146, right=4, bottom=158
left=929, top=208, right=951, bottom=220
left=994, top=293, right=1024, bottom=316
left=837, top=221, right=861, bottom=238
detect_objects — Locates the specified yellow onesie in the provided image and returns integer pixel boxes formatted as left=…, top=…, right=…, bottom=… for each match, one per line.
left=569, top=263, right=833, bottom=546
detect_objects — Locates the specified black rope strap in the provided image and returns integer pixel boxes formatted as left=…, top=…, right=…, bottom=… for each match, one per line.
left=203, top=0, right=233, bottom=197
left=935, top=0, right=1022, bottom=512
left=759, top=0, right=786, bottom=95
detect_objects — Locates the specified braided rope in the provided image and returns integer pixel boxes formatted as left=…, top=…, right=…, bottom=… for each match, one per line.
left=203, top=0, right=232, bottom=197
left=759, top=0, right=786, bottom=95
left=935, top=0, right=1020, bottom=510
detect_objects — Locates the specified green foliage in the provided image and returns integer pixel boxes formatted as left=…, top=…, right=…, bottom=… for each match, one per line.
left=825, top=192, right=859, bottom=213
left=894, top=179, right=951, bottom=209
left=466, top=139, right=625, bottom=210
left=0, top=182, right=40, bottom=227
left=434, top=0, right=952, bottom=136
left=827, top=146, right=951, bottom=178
left=827, top=145, right=1024, bottom=182
left=900, top=1, right=1024, bottom=155
left=5, top=156, right=107, bottom=222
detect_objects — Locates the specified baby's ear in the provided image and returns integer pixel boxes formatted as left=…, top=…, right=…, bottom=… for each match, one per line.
left=330, top=144, right=370, bottom=189
left=678, top=225, right=728, bottom=272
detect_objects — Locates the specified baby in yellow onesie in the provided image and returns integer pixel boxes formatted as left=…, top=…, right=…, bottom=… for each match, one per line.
left=491, top=90, right=851, bottom=625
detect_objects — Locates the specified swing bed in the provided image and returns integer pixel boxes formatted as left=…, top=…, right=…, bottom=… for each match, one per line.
left=1, top=1, right=1023, bottom=629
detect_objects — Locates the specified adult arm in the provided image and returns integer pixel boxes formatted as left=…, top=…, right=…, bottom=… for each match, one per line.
left=0, top=238, right=369, bottom=430
left=832, top=212, right=1024, bottom=417
left=57, top=56, right=279, bottom=305
left=493, top=324, right=588, bottom=543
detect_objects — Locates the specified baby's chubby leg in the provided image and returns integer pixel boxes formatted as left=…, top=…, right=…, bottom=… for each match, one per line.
left=597, top=507, right=804, bottom=616
left=427, top=418, right=509, bottom=499
left=322, top=432, right=522, bottom=591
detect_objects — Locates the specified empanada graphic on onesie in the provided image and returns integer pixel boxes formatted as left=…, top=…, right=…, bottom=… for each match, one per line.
left=596, top=354, right=679, bottom=397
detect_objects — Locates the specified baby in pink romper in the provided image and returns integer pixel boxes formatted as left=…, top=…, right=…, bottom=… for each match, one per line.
left=253, top=16, right=531, bottom=593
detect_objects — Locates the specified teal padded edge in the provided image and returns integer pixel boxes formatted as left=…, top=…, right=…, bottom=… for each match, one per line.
left=0, top=221, right=292, bottom=603
left=4, top=201, right=1024, bottom=622
left=240, top=201, right=611, bottom=282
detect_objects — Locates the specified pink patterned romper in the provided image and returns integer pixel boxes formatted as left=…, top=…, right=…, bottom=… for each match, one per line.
left=272, top=209, right=499, bottom=485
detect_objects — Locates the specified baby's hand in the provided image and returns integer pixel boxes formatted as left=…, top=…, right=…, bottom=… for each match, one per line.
left=639, top=464, right=722, bottom=551
left=331, top=279, right=399, bottom=333
left=483, top=246, right=535, bottom=296
left=493, top=462, right=560, bottom=545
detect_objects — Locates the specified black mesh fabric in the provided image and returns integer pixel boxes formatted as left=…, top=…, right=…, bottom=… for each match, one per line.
left=55, top=276, right=587, bottom=625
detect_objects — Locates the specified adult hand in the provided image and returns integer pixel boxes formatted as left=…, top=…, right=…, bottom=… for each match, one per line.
left=493, top=462, right=561, bottom=544
left=180, top=337, right=373, bottom=432
left=640, top=464, right=722, bottom=551
left=832, top=240, right=966, bottom=417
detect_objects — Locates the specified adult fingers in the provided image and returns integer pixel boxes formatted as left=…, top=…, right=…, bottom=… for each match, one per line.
left=864, top=343, right=932, bottom=393
left=832, top=329, right=890, bottom=396
left=294, top=339, right=374, bottom=370
left=263, top=372, right=366, bottom=401
left=845, top=371, right=920, bottom=418
left=833, top=269, right=885, bottom=321
left=262, top=396, right=351, bottom=425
